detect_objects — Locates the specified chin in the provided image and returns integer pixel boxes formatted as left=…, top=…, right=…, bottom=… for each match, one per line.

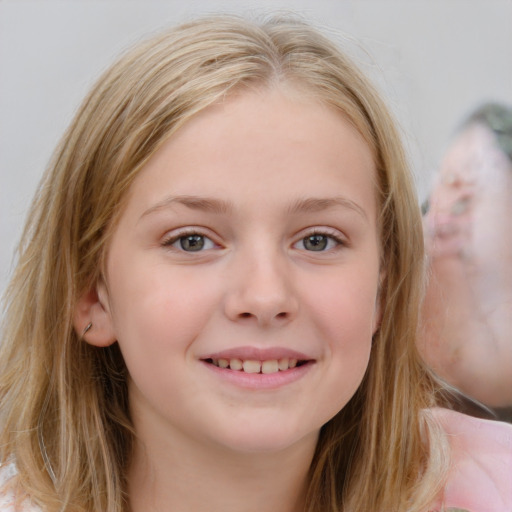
left=212, top=422, right=320, bottom=455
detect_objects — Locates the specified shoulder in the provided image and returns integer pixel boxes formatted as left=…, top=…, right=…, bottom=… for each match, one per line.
left=433, top=407, right=512, bottom=512
left=0, top=464, right=42, bottom=512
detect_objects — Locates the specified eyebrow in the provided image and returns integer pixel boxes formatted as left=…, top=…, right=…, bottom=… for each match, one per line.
left=287, top=197, right=368, bottom=221
left=140, top=194, right=368, bottom=221
left=141, top=195, right=233, bottom=219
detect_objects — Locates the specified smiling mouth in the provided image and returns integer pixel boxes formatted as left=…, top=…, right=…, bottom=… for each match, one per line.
left=203, top=358, right=309, bottom=374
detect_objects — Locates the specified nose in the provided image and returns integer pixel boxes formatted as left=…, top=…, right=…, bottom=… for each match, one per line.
left=223, top=250, right=299, bottom=327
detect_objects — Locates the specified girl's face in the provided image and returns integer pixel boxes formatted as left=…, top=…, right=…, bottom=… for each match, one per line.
left=92, top=88, right=382, bottom=455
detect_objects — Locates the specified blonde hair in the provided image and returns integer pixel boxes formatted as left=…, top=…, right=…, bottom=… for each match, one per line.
left=0, top=14, right=448, bottom=512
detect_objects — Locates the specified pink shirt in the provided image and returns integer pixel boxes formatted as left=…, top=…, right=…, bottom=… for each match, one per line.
left=431, top=408, right=512, bottom=511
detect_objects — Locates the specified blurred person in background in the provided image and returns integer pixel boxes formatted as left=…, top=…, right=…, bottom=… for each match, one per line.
left=420, top=102, right=512, bottom=421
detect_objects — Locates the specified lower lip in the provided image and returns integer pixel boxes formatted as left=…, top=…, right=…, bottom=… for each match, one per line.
left=201, top=361, right=314, bottom=390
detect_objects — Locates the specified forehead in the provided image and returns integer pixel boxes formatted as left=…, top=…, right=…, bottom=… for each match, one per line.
left=121, top=87, right=378, bottom=222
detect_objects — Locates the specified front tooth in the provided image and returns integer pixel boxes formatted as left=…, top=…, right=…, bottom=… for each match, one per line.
left=289, top=359, right=297, bottom=368
left=243, top=360, right=261, bottom=373
left=278, top=358, right=289, bottom=371
left=229, top=358, right=243, bottom=371
left=262, top=360, right=279, bottom=374
left=218, top=359, right=229, bottom=368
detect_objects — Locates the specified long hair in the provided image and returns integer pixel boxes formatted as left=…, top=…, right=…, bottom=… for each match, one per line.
left=0, top=15, right=448, bottom=512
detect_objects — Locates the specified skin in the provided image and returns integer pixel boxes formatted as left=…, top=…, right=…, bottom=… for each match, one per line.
left=420, top=124, right=512, bottom=407
left=76, top=87, right=382, bottom=512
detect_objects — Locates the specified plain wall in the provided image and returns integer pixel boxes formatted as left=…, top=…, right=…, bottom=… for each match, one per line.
left=1, top=0, right=511, bottom=295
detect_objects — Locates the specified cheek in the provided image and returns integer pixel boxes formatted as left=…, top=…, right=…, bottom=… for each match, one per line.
left=301, top=266, right=378, bottom=368
left=106, top=264, right=223, bottom=415
left=305, top=278, right=375, bottom=422
left=107, top=262, right=221, bottom=358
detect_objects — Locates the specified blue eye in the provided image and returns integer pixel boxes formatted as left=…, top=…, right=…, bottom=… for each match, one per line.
left=164, top=233, right=216, bottom=252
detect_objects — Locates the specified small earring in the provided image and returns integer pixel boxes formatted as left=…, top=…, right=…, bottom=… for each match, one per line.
left=82, top=322, right=93, bottom=337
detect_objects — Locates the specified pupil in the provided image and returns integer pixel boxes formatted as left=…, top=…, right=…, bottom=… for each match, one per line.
left=304, top=235, right=327, bottom=251
left=180, top=235, right=204, bottom=251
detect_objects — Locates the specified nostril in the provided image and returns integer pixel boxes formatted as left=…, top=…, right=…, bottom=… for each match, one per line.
left=237, top=311, right=289, bottom=321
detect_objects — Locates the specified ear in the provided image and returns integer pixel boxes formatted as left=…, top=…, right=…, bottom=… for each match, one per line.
left=73, top=278, right=117, bottom=347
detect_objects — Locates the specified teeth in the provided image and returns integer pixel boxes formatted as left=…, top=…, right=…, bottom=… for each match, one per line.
left=278, top=358, right=289, bottom=371
left=243, top=360, right=261, bottom=373
left=210, top=357, right=304, bottom=373
left=261, top=360, right=279, bottom=374
left=229, top=358, right=243, bottom=371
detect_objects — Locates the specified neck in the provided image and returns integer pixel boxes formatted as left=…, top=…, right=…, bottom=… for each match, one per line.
left=127, top=417, right=317, bottom=512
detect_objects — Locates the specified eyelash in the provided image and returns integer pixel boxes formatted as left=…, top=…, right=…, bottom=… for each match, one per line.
left=161, top=228, right=346, bottom=253
left=161, top=229, right=218, bottom=252
left=293, top=229, right=346, bottom=252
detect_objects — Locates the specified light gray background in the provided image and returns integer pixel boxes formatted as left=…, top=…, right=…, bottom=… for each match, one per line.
left=1, top=0, right=511, bottom=296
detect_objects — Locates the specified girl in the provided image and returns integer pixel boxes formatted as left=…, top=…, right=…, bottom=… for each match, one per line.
left=0, top=14, right=510, bottom=512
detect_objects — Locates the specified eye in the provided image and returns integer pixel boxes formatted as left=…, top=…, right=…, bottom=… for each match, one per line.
left=163, top=232, right=216, bottom=252
left=294, top=232, right=343, bottom=252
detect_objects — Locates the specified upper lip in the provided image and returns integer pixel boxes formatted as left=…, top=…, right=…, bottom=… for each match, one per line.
left=200, top=346, right=313, bottom=361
